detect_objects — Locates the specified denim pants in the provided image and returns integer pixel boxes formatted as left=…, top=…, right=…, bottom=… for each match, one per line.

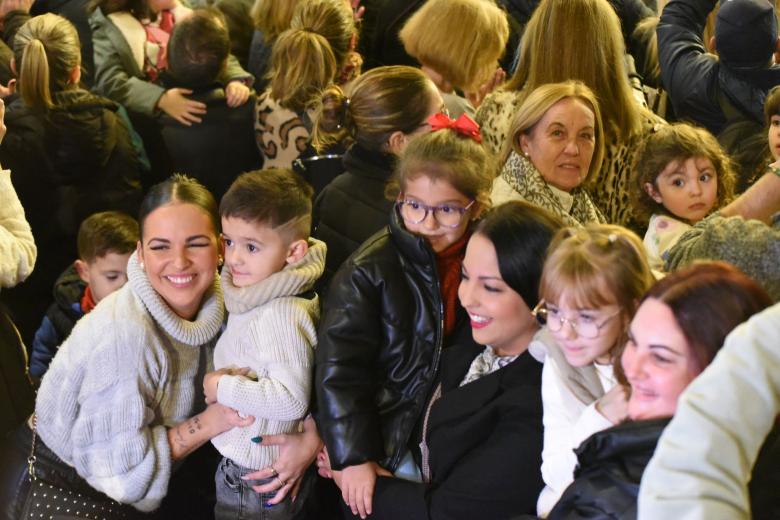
left=214, top=457, right=295, bottom=520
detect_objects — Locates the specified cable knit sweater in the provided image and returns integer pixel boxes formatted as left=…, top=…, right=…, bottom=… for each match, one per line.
left=212, top=238, right=326, bottom=469
left=35, top=251, right=224, bottom=512
left=0, top=168, right=36, bottom=288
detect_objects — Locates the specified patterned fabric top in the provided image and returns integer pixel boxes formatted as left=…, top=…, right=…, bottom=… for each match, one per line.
left=491, top=151, right=606, bottom=227
left=460, top=346, right=519, bottom=386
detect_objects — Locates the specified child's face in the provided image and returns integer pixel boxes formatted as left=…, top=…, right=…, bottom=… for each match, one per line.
left=769, top=115, right=780, bottom=161
left=75, top=251, right=132, bottom=303
left=545, top=291, right=625, bottom=368
left=399, top=175, right=476, bottom=253
left=221, top=217, right=294, bottom=288
left=646, top=156, right=718, bottom=224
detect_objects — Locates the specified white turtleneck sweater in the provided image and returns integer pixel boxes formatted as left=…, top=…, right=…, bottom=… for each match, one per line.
left=211, top=238, right=326, bottom=469
left=36, top=251, right=224, bottom=512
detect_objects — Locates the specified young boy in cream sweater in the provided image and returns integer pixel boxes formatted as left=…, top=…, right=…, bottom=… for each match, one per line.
left=203, top=168, right=326, bottom=520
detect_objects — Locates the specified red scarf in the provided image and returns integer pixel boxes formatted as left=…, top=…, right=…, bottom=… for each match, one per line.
left=435, top=231, right=470, bottom=338
left=80, top=285, right=96, bottom=314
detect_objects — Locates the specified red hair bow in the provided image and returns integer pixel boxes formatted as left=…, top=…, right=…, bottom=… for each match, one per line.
left=427, top=113, right=482, bottom=143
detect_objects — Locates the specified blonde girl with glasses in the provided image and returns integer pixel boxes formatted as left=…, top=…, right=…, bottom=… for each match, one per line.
left=315, top=120, right=493, bottom=519
left=533, top=224, right=654, bottom=517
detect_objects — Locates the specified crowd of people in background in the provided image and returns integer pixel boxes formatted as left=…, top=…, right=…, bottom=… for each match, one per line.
left=0, top=0, right=779, bottom=518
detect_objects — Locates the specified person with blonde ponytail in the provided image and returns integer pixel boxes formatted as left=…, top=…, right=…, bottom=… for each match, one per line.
left=0, top=13, right=143, bottom=344
left=310, top=65, right=444, bottom=285
left=254, top=0, right=355, bottom=170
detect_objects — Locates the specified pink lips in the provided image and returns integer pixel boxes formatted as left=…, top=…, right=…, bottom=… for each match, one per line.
left=470, top=319, right=491, bottom=329
left=688, top=202, right=706, bottom=211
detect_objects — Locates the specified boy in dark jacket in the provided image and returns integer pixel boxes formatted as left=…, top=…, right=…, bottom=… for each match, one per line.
left=29, top=211, right=138, bottom=384
left=158, top=8, right=261, bottom=201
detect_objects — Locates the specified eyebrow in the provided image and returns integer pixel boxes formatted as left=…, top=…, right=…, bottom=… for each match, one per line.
left=628, top=327, right=685, bottom=356
left=146, top=235, right=211, bottom=245
left=477, top=275, right=504, bottom=281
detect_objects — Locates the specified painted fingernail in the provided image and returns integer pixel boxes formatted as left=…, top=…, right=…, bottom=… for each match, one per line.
left=251, top=436, right=262, bottom=443
left=263, top=501, right=275, bottom=509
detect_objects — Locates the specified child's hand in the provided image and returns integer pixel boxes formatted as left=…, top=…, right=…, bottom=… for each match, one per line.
left=158, top=88, right=207, bottom=126
left=225, top=81, right=250, bottom=108
left=339, top=462, right=391, bottom=519
left=203, top=367, right=251, bottom=404
left=595, top=383, right=630, bottom=424
left=204, top=402, right=255, bottom=434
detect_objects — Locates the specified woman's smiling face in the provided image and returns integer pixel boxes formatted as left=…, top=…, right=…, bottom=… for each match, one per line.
left=137, top=202, right=219, bottom=320
left=458, top=233, right=538, bottom=356
left=621, top=298, right=700, bottom=421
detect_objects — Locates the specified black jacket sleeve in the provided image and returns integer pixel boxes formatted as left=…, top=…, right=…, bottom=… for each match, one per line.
left=314, top=260, right=387, bottom=470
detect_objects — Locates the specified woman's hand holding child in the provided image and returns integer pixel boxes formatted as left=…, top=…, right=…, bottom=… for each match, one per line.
left=158, top=87, right=207, bottom=126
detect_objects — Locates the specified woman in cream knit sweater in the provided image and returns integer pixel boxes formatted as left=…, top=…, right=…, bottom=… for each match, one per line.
left=0, top=175, right=251, bottom=518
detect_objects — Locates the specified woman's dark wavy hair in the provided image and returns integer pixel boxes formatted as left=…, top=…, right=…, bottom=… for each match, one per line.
left=475, top=201, right=564, bottom=308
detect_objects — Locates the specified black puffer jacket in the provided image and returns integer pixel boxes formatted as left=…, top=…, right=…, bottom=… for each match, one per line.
left=0, top=89, right=142, bottom=342
left=312, top=143, right=395, bottom=288
left=546, top=419, right=669, bottom=520
left=547, top=416, right=780, bottom=520
left=658, top=0, right=780, bottom=135
left=315, top=208, right=468, bottom=472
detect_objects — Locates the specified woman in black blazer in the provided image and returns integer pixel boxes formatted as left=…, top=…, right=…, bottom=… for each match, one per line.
left=330, top=201, right=563, bottom=520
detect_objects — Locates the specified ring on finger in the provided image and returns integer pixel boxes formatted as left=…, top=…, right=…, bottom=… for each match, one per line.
left=269, top=465, right=278, bottom=478
left=276, top=476, right=286, bottom=488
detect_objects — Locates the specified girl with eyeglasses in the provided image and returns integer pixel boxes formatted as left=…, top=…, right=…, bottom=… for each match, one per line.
left=314, top=120, right=493, bottom=519
left=533, top=224, right=655, bottom=517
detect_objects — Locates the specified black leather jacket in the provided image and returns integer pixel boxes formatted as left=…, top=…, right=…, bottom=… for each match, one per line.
left=314, top=208, right=467, bottom=472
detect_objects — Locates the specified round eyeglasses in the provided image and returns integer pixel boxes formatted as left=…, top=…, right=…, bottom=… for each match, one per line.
left=396, top=199, right=475, bottom=229
left=532, top=300, right=621, bottom=339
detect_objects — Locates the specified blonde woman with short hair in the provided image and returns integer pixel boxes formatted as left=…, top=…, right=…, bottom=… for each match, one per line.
left=399, top=0, right=509, bottom=117
left=491, top=81, right=607, bottom=227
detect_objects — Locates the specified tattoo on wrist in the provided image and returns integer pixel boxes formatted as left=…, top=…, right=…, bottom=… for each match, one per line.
left=175, top=426, right=189, bottom=449
left=187, top=416, right=203, bottom=435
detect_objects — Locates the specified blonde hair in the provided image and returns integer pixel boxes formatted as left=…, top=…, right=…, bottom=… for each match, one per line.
left=312, top=65, right=438, bottom=153
left=399, top=0, right=508, bottom=92
left=504, top=0, right=642, bottom=138
left=539, top=224, right=654, bottom=359
left=289, top=0, right=355, bottom=69
left=14, top=14, right=80, bottom=110
left=630, top=123, right=736, bottom=225
left=269, top=28, right=337, bottom=112
left=506, top=81, right=605, bottom=185
left=251, top=0, right=302, bottom=41
left=389, top=129, right=495, bottom=210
